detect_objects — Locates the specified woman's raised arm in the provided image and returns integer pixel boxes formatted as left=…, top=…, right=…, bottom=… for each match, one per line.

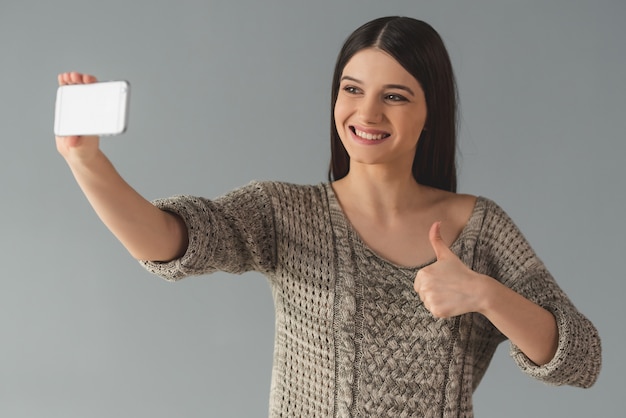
left=56, top=72, right=188, bottom=262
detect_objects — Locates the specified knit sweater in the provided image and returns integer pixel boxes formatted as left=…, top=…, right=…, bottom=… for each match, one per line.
left=140, top=181, right=601, bottom=417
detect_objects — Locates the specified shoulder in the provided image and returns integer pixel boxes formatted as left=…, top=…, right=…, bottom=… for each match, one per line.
left=233, top=180, right=330, bottom=210
left=472, top=196, right=519, bottom=232
left=407, top=187, right=476, bottom=247
left=433, top=191, right=514, bottom=228
left=246, top=180, right=327, bottom=200
left=453, top=194, right=522, bottom=244
left=445, top=192, right=478, bottom=222
left=468, top=196, right=543, bottom=274
left=223, top=180, right=322, bottom=198
left=425, top=190, right=525, bottom=251
left=426, top=187, right=477, bottom=227
left=419, top=187, right=515, bottom=227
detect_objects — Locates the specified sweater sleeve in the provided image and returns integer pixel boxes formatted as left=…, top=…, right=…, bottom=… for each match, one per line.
left=138, top=181, right=277, bottom=282
left=475, top=198, right=601, bottom=388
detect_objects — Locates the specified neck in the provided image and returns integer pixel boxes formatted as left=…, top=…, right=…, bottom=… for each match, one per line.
left=333, top=163, right=429, bottom=216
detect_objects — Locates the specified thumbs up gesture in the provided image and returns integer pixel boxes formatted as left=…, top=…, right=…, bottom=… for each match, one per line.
left=414, top=222, right=484, bottom=318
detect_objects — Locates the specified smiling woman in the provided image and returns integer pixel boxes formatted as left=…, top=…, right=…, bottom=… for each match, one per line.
left=329, top=17, right=458, bottom=193
left=56, top=15, right=601, bottom=418
left=334, top=48, right=428, bottom=171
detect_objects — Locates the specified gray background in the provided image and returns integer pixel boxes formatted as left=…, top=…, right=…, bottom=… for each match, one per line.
left=1, top=0, right=623, bottom=416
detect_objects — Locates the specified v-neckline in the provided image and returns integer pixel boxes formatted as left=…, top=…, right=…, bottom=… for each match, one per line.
left=323, top=182, right=486, bottom=272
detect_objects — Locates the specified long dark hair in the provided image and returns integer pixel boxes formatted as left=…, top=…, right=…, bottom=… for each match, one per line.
left=329, top=16, right=458, bottom=192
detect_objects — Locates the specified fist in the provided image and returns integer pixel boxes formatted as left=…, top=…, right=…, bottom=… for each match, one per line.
left=414, top=222, right=483, bottom=318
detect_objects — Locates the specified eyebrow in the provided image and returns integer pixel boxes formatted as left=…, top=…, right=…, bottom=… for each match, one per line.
left=340, top=75, right=415, bottom=96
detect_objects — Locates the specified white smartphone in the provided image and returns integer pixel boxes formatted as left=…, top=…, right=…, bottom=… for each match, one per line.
left=54, top=80, right=130, bottom=136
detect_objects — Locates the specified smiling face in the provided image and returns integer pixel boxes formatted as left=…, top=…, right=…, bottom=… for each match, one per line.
left=334, top=47, right=428, bottom=174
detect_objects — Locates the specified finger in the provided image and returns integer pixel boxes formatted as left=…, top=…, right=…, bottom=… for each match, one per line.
left=413, top=273, right=421, bottom=295
left=83, top=74, right=97, bottom=83
left=58, top=72, right=98, bottom=86
left=429, top=221, right=451, bottom=260
left=58, top=72, right=77, bottom=85
left=58, top=72, right=72, bottom=85
left=69, top=71, right=82, bottom=84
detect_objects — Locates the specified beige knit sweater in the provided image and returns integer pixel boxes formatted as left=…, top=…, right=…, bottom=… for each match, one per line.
left=140, top=181, right=601, bottom=417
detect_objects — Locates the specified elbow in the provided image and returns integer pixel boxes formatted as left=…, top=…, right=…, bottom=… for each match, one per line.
left=130, top=212, right=189, bottom=262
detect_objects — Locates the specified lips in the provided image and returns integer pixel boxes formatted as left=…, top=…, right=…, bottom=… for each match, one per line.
left=350, top=126, right=391, bottom=141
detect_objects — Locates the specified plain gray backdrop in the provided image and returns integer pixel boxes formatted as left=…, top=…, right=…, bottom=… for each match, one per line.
left=1, top=0, right=624, bottom=416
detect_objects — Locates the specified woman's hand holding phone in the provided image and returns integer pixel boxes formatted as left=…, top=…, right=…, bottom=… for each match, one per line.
left=55, top=72, right=101, bottom=164
left=54, top=72, right=189, bottom=262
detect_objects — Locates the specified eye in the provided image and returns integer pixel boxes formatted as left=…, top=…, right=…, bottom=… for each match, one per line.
left=385, top=93, right=409, bottom=102
left=342, top=85, right=362, bottom=95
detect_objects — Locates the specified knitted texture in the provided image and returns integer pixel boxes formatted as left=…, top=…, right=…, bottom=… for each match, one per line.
left=140, top=181, right=601, bottom=417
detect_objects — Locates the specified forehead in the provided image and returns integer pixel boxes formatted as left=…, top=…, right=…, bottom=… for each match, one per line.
left=341, top=48, right=419, bottom=87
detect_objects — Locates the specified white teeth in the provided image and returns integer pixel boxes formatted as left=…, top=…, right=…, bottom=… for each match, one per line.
left=354, top=128, right=388, bottom=141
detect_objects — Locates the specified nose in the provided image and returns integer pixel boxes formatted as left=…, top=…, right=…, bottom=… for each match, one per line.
left=357, top=95, right=383, bottom=124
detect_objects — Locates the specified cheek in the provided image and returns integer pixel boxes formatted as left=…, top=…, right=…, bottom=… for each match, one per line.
left=333, top=106, right=354, bottom=149
left=406, top=110, right=427, bottom=137
left=333, top=95, right=352, bottom=125
left=333, top=101, right=348, bottom=135
left=412, top=120, right=427, bottom=137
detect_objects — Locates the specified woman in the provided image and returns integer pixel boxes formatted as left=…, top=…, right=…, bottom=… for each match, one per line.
left=57, top=16, right=601, bottom=418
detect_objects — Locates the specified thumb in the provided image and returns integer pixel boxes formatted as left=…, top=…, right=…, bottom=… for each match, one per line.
left=429, top=221, right=452, bottom=260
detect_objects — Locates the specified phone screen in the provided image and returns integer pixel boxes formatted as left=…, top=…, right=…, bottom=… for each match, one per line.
left=54, top=80, right=130, bottom=137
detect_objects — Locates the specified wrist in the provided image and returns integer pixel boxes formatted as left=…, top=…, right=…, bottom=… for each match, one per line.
left=65, top=147, right=106, bottom=172
left=473, top=273, right=501, bottom=316
left=57, top=135, right=101, bottom=166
